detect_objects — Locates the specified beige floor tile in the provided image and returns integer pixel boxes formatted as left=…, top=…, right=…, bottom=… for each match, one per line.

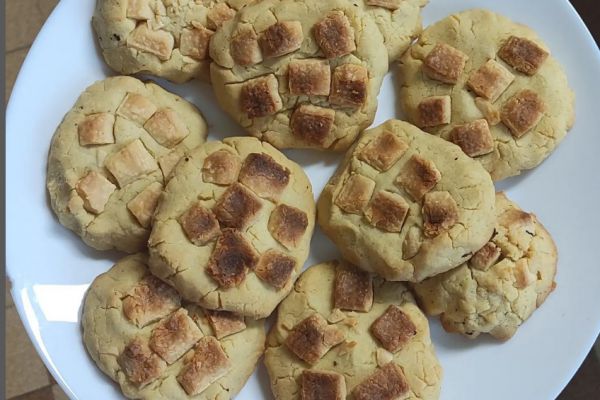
left=5, top=307, right=51, bottom=398
left=51, top=385, right=69, bottom=400
left=5, top=0, right=59, bottom=52
left=6, top=278, right=14, bottom=308
left=5, top=47, right=29, bottom=103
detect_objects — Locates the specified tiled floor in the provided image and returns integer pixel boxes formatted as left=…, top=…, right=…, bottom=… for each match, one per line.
left=4, top=0, right=600, bottom=399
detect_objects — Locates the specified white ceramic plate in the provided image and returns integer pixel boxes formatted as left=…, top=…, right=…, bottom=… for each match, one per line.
left=6, top=0, right=600, bottom=399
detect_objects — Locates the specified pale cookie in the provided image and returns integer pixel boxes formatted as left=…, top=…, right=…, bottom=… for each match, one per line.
left=399, top=9, right=575, bottom=180
left=264, top=261, right=442, bottom=400
left=148, top=137, right=315, bottom=318
left=360, top=0, right=428, bottom=61
left=318, top=119, right=496, bottom=282
left=413, top=192, right=557, bottom=340
left=82, top=253, right=265, bottom=399
left=93, top=0, right=253, bottom=83
left=47, top=76, right=206, bottom=252
left=209, top=0, right=389, bottom=151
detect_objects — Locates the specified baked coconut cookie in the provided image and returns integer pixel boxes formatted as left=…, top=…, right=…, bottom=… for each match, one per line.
left=318, top=119, right=496, bottom=282
left=360, top=0, right=428, bottom=61
left=413, top=192, right=557, bottom=340
left=264, top=261, right=442, bottom=400
left=148, top=137, right=315, bottom=318
left=82, top=253, right=265, bottom=399
left=93, top=0, right=253, bottom=83
left=47, top=76, right=206, bottom=253
left=399, top=9, right=575, bottom=181
left=209, top=0, right=388, bottom=151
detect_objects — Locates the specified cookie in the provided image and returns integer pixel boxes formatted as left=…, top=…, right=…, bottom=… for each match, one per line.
left=264, top=261, right=442, bottom=400
left=47, top=76, right=207, bottom=252
left=360, top=0, right=428, bottom=61
left=82, top=253, right=265, bottom=399
left=318, top=119, right=496, bottom=282
left=399, top=9, right=575, bottom=181
left=209, top=0, right=388, bottom=151
left=148, top=137, right=315, bottom=318
left=93, top=0, right=253, bottom=83
left=413, top=192, right=557, bottom=340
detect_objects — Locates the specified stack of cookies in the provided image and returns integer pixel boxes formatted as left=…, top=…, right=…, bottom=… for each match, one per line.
left=45, top=1, right=573, bottom=399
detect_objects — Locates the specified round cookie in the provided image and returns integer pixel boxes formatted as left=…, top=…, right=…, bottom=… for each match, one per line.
left=264, top=261, right=442, bottom=400
left=361, top=0, right=428, bottom=61
left=318, top=119, right=496, bottom=282
left=209, top=0, right=389, bottom=151
left=93, top=0, right=253, bottom=83
left=82, top=253, right=265, bottom=399
left=47, top=76, right=207, bottom=253
left=399, top=9, right=575, bottom=181
left=148, top=137, right=315, bottom=318
left=413, top=192, right=557, bottom=340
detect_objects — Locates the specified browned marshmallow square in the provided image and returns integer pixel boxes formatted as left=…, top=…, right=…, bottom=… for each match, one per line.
left=255, top=250, right=296, bottom=290
left=358, top=131, right=408, bottom=171
left=180, top=25, right=214, bottom=61
left=207, top=229, right=258, bottom=288
left=395, top=155, right=441, bottom=201
left=334, top=264, right=373, bottom=312
left=423, top=43, right=468, bottom=84
left=118, top=338, right=166, bottom=388
left=498, top=36, right=549, bottom=76
left=122, top=275, right=181, bottom=328
left=268, top=204, right=309, bottom=249
left=240, top=75, right=283, bottom=118
left=78, top=113, right=115, bottom=145
left=213, top=183, right=263, bottom=229
left=238, top=153, right=290, bottom=201
left=330, top=64, right=368, bottom=108
left=204, top=310, right=246, bottom=339
left=179, top=203, right=221, bottom=246
left=144, top=108, right=189, bottom=148
left=422, top=191, right=459, bottom=238
left=127, top=181, right=163, bottom=228
left=370, top=305, right=417, bottom=353
left=75, top=171, right=116, bottom=214
left=467, top=60, right=515, bottom=102
left=127, top=24, right=174, bottom=61
left=467, top=59, right=515, bottom=101
left=416, top=95, right=451, bottom=128
left=202, top=149, right=241, bottom=185
left=177, top=336, right=232, bottom=396
left=285, top=314, right=345, bottom=365
left=206, top=3, right=235, bottom=30
left=313, top=12, right=356, bottom=58
left=335, top=174, right=375, bottom=214
left=448, top=119, right=494, bottom=157
left=105, top=139, right=159, bottom=188
left=470, top=241, right=501, bottom=271
left=288, top=59, right=331, bottom=96
left=259, top=21, right=303, bottom=58
left=127, top=0, right=154, bottom=20
left=513, top=259, right=536, bottom=289
left=149, top=308, right=203, bottom=364
left=117, top=93, right=157, bottom=125
left=352, top=362, right=410, bottom=400
left=364, top=191, right=410, bottom=233
left=500, top=89, right=544, bottom=138
left=290, top=104, right=336, bottom=147
left=231, top=25, right=263, bottom=66
left=300, top=370, right=347, bottom=400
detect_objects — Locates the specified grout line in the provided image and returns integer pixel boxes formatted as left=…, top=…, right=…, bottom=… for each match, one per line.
left=6, top=44, right=32, bottom=54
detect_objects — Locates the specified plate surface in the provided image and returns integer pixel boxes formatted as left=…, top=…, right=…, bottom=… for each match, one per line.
left=6, top=0, right=600, bottom=399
